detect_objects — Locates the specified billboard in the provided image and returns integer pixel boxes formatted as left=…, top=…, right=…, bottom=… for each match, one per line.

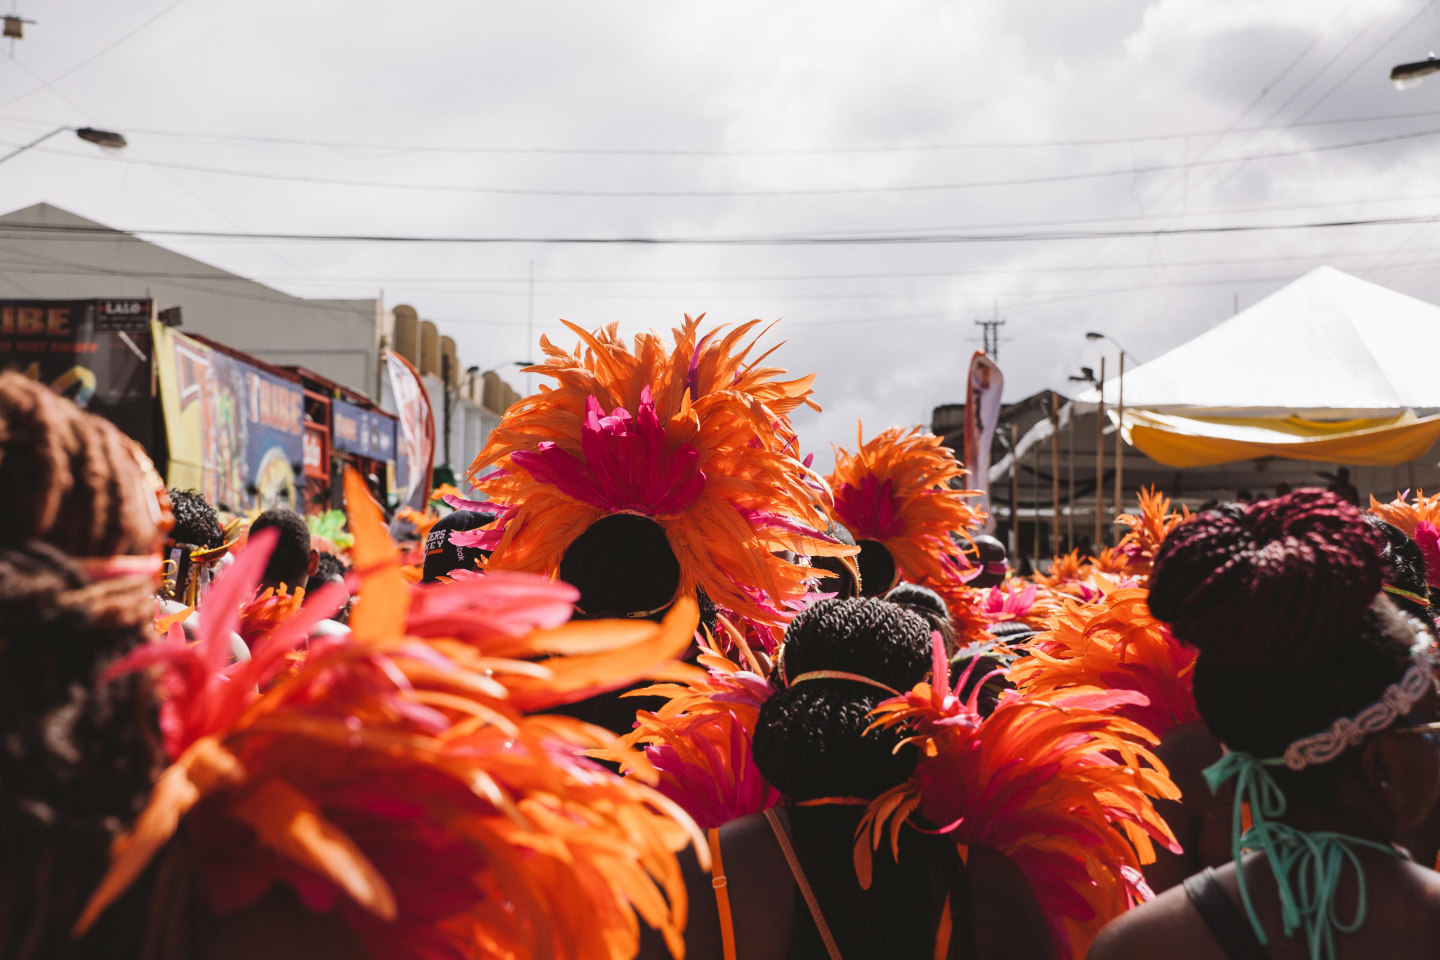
left=332, top=398, right=397, bottom=463
left=0, top=299, right=155, bottom=449
left=154, top=322, right=304, bottom=512
left=384, top=349, right=434, bottom=510
left=964, top=351, right=1004, bottom=534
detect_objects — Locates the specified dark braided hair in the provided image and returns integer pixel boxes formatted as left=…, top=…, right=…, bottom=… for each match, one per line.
left=1150, top=489, right=1418, bottom=762
left=754, top=598, right=933, bottom=801
left=1364, top=513, right=1435, bottom=625
left=0, top=373, right=167, bottom=959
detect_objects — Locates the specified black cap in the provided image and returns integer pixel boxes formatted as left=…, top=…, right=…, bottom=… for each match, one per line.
left=422, top=509, right=494, bottom=582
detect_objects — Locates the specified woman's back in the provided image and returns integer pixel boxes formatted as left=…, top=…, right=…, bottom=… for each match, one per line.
left=1092, top=848, right=1440, bottom=959
left=659, top=805, right=1051, bottom=960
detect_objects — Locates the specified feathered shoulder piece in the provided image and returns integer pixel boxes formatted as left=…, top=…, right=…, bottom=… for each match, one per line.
left=858, top=636, right=1180, bottom=960
left=77, top=470, right=706, bottom=960
left=607, top=638, right=781, bottom=830
left=1369, top=488, right=1440, bottom=536
left=827, top=425, right=986, bottom=627
left=467, top=316, right=852, bottom=628
left=1114, top=488, right=1190, bottom=582
left=1008, top=583, right=1199, bottom=739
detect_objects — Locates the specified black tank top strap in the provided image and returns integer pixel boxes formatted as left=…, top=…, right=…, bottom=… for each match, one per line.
left=1182, top=867, right=1269, bottom=960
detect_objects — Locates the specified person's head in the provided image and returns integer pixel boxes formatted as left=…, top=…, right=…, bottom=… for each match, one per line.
left=306, top=550, right=351, bottom=623
left=1150, top=490, right=1440, bottom=831
left=754, top=597, right=933, bottom=801
left=885, top=581, right=955, bottom=654
left=248, top=508, right=316, bottom=592
left=809, top=521, right=860, bottom=599
left=965, top=533, right=1009, bottom=589
left=559, top=513, right=680, bottom=619
left=164, top=489, right=224, bottom=603
left=853, top=539, right=898, bottom=597
left=0, top=372, right=168, bottom=956
left=1364, top=513, right=1435, bottom=625
left=422, top=509, right=493, bottom=582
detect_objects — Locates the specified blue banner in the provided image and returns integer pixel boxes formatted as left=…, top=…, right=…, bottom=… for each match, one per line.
left=332, top=398, right=397, bottom=463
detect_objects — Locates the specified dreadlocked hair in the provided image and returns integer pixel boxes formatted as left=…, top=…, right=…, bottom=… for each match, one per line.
left=0, top=373, right=167, bottom=959
left=0, top=550, right=166, bottom=959
left=1149, top=489, right=1417, bottom=766
left=754, top=597, right=933, bottom=802
left=0, top=373, right=163, bottom=558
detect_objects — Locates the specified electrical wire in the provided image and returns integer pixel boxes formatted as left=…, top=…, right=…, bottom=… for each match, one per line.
left=5, top=123, right=1437, bottom=198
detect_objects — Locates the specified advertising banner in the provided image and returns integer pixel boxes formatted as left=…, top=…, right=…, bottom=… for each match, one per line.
left=332, top=398, right=397, bottom=464
left=0, top=299, right=155, bottom=450
left=963, top=351, right=1005, bottom=533
left=154, top=322, right=304, bottom=512
left=384, top=349, right=434, bottom=511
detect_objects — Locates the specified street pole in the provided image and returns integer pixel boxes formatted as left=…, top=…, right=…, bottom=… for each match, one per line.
left=1031, top=430, right=1041, bottom=561
left=1008, top=422, right=1019, bottom=559
left=1050, top=391, right=1061, bottom=555
left=1113, top=351, right=1125, bottom=522
left=1066, top=399, right=1075, bottom=551
left=1093, top=357, right=1106, bottom=553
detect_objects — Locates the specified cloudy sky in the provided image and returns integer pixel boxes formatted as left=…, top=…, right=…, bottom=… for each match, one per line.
left=1, top=0, right=1438, bottom=467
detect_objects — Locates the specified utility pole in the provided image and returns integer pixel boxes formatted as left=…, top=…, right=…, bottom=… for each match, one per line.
left=974, top=318, right=1006, bottom=358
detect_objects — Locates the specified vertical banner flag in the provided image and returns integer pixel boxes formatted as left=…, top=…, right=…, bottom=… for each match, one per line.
left=384, top=348, right=435, bottom=511
left=964, top=351, right=1004, bottom=533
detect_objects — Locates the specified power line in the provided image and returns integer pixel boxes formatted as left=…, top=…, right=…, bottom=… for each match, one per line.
left=6, top=106, right=1440, bottom=155
left=1, top=212, right=1436, bottom=246
left=8, top=123, right=1439, bottom=198
left=4, top=244, right=1436, bottom=286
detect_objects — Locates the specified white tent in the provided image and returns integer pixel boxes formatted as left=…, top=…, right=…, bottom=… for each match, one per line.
left=1077, top=266, right=1440, bottom=418
left=1069, top=267, right=1440, bottom=469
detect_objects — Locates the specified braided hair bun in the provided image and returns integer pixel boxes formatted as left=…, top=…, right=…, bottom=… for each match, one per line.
left=1150, top=489, right=1418, bottom=758
left=754, top=598, right=932, bottom=801
left=1149, top=489, right=1384, bottom=664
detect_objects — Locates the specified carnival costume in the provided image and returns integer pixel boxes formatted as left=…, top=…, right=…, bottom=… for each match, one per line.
left=77, top=471, right=706, bottom=960
left=462, top=317, right=852, bottom=634
left=826, top=425, right=988, bottom=641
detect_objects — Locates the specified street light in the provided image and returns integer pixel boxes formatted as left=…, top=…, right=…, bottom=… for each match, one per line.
left=468, top=359, right=536, bottom=379
left=0, top=125, right=128, bottom=167
left=1085, top=331, right=1131, bottom=526
left=1392, top=54, right=1440, bottom=90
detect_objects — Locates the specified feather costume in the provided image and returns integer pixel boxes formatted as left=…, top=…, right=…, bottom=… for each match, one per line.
left=77, top=471, right=706, bottom=960
left=1008, top=583, right=1200, bottom=739
left=859, top=637, right=1181, bottom=960
left=606, top=644, right=781, bottom=830
left=466, top=317, right=852, bottom=629
left=1114, top=488, right=1191, bottom=582
left=827, top=425, right=987, bottom=639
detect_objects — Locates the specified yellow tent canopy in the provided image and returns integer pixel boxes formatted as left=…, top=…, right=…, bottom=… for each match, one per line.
left=1120, top=409, right=1440, bottom=469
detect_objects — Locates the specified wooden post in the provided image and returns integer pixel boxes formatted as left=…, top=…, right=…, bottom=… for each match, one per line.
left=1066, top=398, right=1075, bottom=551
left=1093, top=357, right=1105, bottom=552
left=1050, top=392, right=1061, bottom=555
left=1114, top=351, right=1126, bottom=524
left=1031, top=431, right=1041, bottom=560
left=1008, top=423, right=1019, bottom=559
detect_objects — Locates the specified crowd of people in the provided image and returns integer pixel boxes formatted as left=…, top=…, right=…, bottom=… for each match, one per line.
left=5, top=315, right=1440, bottom=959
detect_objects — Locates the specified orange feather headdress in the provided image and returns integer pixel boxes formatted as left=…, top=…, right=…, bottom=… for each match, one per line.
left=859, top=636, right=1181, bottom=960
left=77, top=471, right=706, bottom=960
left=466, top=316, right=853, bottom=628
left=826, top=425, right=987, bottom=636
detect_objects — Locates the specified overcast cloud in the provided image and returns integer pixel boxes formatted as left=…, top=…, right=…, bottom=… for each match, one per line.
left=1, top=0, right=1438, bottom=469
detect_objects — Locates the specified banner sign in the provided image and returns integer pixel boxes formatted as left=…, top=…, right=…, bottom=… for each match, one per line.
left=154, top=322, right=304, bottom=512
left=332, top=398, right=397, bottom=463
left=303, top=423, right=329, bottom=480
left=0, top=299, right=155, bottom=451
left=384, top=349, right=434, bottom=511
left=964, top=351, right=1005, bottom=533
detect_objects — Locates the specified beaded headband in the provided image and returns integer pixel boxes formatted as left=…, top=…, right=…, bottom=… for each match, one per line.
left=1276, top=638, right=1436, bottom=771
